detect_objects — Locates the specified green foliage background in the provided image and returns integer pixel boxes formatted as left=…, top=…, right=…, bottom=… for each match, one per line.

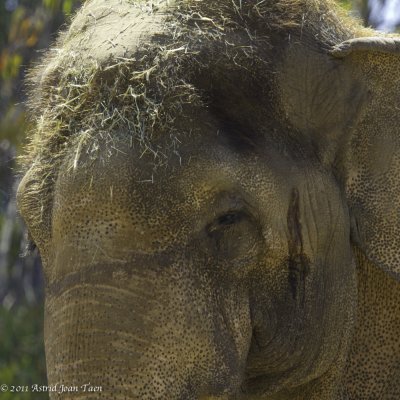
left=0, top=0, right=81, bottom=149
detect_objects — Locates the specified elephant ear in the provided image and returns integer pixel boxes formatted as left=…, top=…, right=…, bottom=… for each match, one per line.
left=331, top=36, right=400, bottom=280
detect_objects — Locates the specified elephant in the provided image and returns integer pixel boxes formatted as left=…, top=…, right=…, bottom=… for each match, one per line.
left=17, top=0, right=400, bottom=398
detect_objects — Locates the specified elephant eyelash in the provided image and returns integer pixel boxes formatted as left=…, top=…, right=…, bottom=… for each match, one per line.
left=217, top=212, right=243, bottom=226
left=206, top=210, right=245, bottom=235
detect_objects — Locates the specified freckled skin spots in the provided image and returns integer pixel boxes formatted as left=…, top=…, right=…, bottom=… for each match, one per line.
left=38, top=137, right=357, bottom=400
left=17, top=0, right=400, bottom=399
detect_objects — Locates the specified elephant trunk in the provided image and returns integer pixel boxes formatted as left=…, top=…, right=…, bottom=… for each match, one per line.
left=43, top=261, right=250, bottom=399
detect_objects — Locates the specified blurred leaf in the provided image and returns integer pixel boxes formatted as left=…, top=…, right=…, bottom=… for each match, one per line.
left=43, top=0, right=64, bottom=12
left=26, top=34, right=39, bottom=47
left=42, top=0, right=55, bottom=10
left=10, top=54, right=22, bottom=78
left=8, top=7, right=26, bottom=43
left=0, top=50, right=9, bottom=74
left=1, top=53, right=23, bottom=79
left=63, top=0, right=73, bottom=15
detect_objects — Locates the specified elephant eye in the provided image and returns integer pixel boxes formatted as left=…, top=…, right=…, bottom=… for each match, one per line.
left=217, top=212, right=243, bottom=226
left=207, top=211, right=244, bottom=235
left=205, top=210, right=259, bottom=262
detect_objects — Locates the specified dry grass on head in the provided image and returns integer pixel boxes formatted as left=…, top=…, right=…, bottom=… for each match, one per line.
left=24, top=0, right=359, bottom=168
left=19, top=0, right=361, bottom=229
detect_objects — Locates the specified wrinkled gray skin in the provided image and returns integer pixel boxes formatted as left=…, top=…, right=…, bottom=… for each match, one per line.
left=17, top=0, right=400, bottom=399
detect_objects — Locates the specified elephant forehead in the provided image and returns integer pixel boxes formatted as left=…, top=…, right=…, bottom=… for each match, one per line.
left=51, top=147, right=261, bottom=237
left=51, top=144, right=281, bottom=258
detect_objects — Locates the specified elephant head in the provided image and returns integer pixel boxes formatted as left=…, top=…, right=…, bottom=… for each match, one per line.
left=17, top=0, right=400, bottom=399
